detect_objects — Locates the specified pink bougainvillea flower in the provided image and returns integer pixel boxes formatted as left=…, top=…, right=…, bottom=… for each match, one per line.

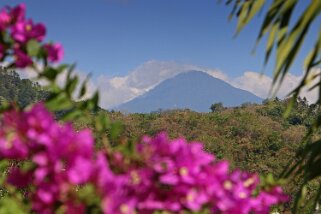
left=11, top=19, right=46, bottom=43
left=65, top=201, right=86, bottom=214
left=0, top=4, right=25, bottom=31
left=14, top=48, right=32, bottom=68
left=93, top=152, right=136, bottom=214
left=7, top=166, right=32, bottom=188
left=44, top=43, right=64, bottom=63
left=0, top=108, right=29, bottom=159
left=0, top=137, right=29, bottom=159
left=132, top=132, right=289, bottom=213
left=9, top=3, right=26, bottom=24
left=0, top=103, right=96, bottom=213
left=250, top=186, right=289, bottom=213
left=0, top=9, right=10, bottom=31
left=67, top=156, right=93, bottom=185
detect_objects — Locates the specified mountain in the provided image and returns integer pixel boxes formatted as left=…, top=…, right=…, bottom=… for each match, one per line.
left=115, top=71, right=262, bottom=113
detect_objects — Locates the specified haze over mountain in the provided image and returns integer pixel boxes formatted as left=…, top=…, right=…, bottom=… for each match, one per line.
left=115, top=71, right=262, bottom=113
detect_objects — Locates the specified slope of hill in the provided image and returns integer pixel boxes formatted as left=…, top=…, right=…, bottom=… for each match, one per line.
left=73, top=98, right=319, bottom=206
left=0, top=67, right=49, bottom=107
left=77, top=98, right=317, bottom=176
left=115, top=71, right=262, bottom=113
left=0, top=67, right=315, bottom=206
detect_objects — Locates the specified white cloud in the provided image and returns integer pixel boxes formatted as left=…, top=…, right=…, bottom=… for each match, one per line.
left=227, top=69, right=320, bottom=103
left=16, top=60, right=320, bottom=109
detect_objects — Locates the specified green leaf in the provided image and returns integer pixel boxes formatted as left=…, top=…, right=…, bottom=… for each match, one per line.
left=40, top=64, right=67, bottom=82
left=264, top=23, right=278, bottom=65
left=236, top=1, right=251, bottom=34
left=79, top=83, right=87, bottom=99
left=91, top=91, right=99, bottom=110
left=110, top=121, right=123, bottom=142
left=65, top=76, right=79, bottom=98
left=82, top=91, right=99, bottom=112
left=21, top=161, right=35, bottom=172
left=26, top=39, right=40, bottom=57
left=95, top=113, right=110, bottom=132
left=41, top=67, right=60, bottom=81
left=0, top=197, right=27, bottom=214
left=77, top=184, right=100, bottom=207
left=0, top=160, right=8, bottom=171
left=45, top=93, right=73, bottom=111
left=0, top=160, right=9, bottom=183
left=78, top=74, right=91, bottom=99
left=61, top=109, right=82, bottom=121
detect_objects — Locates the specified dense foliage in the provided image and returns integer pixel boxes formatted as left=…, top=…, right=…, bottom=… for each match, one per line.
left=227, top=1, right=321, bottom=211
left=75, top=98, right=315, bottom=176
left=0, top=67, right=49, bottom=107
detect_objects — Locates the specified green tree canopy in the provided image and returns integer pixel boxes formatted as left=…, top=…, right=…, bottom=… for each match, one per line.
left=226, top=0, right=321, bottom=212
left=210, top=102, right=224, bottom=112
left=0, top=67, right=49, bottom=107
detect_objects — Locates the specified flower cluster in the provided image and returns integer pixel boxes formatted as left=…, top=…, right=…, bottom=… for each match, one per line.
left=0, top=103, right=288, bottom=213
left=0, top=4, right=63, bottom=67
left=95, top=133, right=288, bottom=213
left=0, top=103, right=94, bottom=213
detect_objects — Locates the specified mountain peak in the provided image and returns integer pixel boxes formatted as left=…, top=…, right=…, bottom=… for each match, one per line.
left=115, top=71, right=262, bottom=113
left=170, top=70, right=218, bottom=80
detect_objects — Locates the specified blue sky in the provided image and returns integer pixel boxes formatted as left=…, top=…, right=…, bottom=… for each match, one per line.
left=1, top=1, right=320, bottom=108
left=1, top=0, right=318, bottom=78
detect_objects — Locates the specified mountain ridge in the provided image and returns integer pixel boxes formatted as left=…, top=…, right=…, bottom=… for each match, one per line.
left=115, top=70, right=262, bottom=113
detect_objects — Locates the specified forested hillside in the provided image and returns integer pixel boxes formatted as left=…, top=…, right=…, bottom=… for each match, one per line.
left=1, top=68, right=320, bottom=209
left=0, top=68, right=315, bottom=176
left=78, top=99, right=317, bottom=174
left=2, top=66, right=309, bottom=176
left=73, top=97, right=321, bottom=204
left=0, top=67, right=49, bottom=107
left=76, top=97, right=318, bottom=176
